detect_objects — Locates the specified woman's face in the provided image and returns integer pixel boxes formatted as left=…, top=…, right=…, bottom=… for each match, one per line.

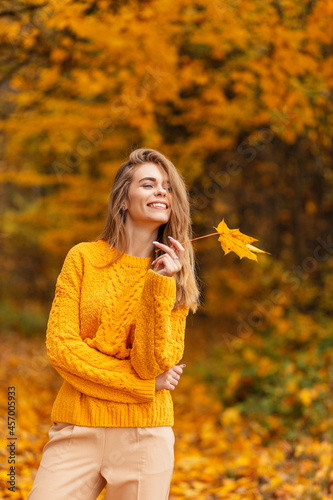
left=125, top=163, right=172, bottom=227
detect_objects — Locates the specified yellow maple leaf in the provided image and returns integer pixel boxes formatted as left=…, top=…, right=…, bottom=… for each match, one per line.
left=213, top=219, right=269, bottom=261
left=180, top=219, right=269, bottom=262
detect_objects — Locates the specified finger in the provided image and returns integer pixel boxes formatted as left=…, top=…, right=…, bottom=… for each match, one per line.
left=152, top=255, right=182, bottom=273
left=153, top=251, right=179, bottom=262
left=153, top=254, right=181, bottom=270
left=167, top=237, right=185, bottom=255
left=168, top=377, right=178, bottom=387
left=172, top=366, right=184, bottom=376
left=153, top=241, right=180, bottom=259
left=151, top=255, right=166, bottom=267
left=170, top=371, right=180, bottom=381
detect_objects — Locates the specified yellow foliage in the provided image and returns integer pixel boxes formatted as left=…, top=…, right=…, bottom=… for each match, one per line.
left=0, top=331, right=333, bottom=498
left=298, top=388, right=314, bottom=407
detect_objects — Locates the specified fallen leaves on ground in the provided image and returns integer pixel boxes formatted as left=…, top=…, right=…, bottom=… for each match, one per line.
left=0, top=332, right=332, bottom=499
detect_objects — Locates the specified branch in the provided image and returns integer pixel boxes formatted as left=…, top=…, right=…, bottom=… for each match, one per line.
left=0, top=3, right=49, bottom=17
left=270, top=0, right=283, bottom=19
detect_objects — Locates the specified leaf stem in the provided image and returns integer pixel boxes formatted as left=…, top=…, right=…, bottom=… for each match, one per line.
left=181, top=232, right=220, bottom=245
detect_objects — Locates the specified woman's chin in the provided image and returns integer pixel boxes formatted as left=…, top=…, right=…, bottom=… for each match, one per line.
left=145, top=212, right=170, bottom=224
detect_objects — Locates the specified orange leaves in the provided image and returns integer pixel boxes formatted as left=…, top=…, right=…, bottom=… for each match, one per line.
left=1, top=330, right=333, bottom=498
left=171, top=369, right=333, bottom=499
left=1, top=0, right=333, bottom=168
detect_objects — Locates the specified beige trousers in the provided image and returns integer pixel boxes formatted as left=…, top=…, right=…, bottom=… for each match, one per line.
left=27, top=422, right=175, bottom=500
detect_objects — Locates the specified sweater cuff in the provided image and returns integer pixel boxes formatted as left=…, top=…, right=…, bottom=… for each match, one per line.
left=137, top=377, right=156, bottom=403
left=144, top=269, right=176, bottom=299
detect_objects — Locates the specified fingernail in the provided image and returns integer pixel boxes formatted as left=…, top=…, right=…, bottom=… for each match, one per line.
left=152, top=241, right=159, bottom=244
left=182, top=364, right=186, bottom=367
left=152, top=260, right=155, bottom=265
left=168, top=236, right=174, bottom=240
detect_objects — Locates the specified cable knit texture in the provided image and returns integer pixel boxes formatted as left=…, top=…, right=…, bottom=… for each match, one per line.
left=46, top=240, right=190, bottom=427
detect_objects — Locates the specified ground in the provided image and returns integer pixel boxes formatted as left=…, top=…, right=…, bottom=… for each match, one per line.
left=0, top=331, right=332, bottom=499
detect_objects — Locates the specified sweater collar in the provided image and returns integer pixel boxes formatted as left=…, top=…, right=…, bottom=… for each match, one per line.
left=96, top=240, right=152, bottom=269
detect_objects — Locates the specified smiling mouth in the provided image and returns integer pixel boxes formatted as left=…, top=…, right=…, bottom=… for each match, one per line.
left=147, top=202, right=168, bottom=209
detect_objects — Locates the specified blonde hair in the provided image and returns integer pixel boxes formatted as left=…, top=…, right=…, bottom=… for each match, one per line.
left=96, top=148, right=201, bottom=313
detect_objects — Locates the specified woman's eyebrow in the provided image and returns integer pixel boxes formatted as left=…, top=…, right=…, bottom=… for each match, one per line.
left=138, top=177, right=171, bottom=184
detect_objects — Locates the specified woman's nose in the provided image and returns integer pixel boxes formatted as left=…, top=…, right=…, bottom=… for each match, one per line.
left=155, top=185, right=167, bottom=196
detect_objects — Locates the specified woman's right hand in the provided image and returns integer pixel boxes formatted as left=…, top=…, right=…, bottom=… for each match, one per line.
left=155, top=364, right=186, bottom=391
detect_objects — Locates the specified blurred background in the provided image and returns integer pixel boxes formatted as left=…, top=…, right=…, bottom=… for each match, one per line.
left=1, top=1, right=333, bottom=498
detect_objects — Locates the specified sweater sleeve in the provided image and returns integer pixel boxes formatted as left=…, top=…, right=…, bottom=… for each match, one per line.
left=46, top=244, right=155, bottom=404
left=130, top=269, right=190, bottom=379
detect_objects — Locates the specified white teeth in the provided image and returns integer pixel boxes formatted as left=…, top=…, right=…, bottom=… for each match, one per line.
left=148, top=203, right=167, bottom=208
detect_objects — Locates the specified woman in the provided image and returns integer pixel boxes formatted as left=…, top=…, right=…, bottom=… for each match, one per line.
left=28, top=148, right=200, bottom=500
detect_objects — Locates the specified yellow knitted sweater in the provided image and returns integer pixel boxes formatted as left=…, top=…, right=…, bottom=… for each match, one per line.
left=46, top=239, right=190, bottom=427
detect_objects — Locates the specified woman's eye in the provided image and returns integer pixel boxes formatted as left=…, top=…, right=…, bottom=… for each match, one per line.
left=142, top=184, right=172, bottom=192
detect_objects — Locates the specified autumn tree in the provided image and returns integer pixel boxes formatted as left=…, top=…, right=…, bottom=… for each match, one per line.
left=0, top=0, right=332, bottom=319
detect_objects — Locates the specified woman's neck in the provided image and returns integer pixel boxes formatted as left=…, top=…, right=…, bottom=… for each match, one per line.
left=123, top=222, right=159, bottom=258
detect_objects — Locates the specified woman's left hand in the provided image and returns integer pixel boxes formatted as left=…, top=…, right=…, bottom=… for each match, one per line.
left=152, top=237, right=185, bottom=277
